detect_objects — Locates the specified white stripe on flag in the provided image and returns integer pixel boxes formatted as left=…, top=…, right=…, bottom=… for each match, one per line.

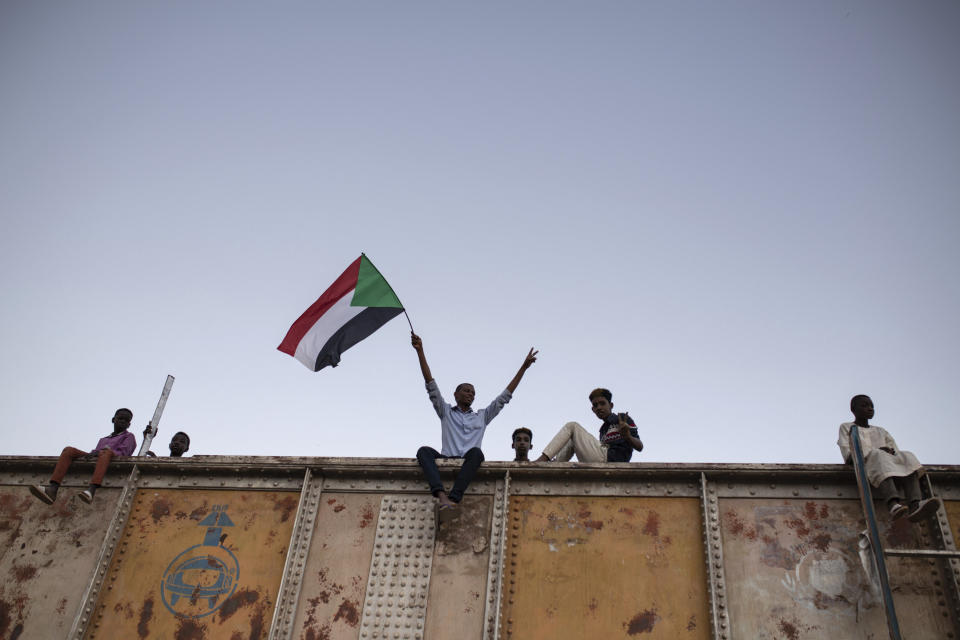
left=293, top=290, right=364, bottom=369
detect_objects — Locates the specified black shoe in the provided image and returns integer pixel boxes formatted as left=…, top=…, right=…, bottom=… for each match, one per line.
left=907, top=498, right=941, bottom=522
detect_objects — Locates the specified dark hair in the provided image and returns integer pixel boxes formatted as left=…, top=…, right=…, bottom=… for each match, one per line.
left=588, top=388, right=612, bottom=403
left=512, top=427, right=532, bottom=442
left=455, top=383, right=474, bottom=393
left=850, top=394, right=871, bottom=411
left=115, top=408, right=133, bottom=418
left=173, top=431, right=191, bottom=446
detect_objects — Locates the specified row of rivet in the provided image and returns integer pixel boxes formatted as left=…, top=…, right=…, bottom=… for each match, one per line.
left=483, top=472, right=510, bottom=640
left=269, top=469, right=322, bottom=640
left=72, top=466, right=140, bottom=639
left=358, top=495, right=435, bottom=640
left=701, top=473, right=730, bottom=640
left=503, top=485, right=522, bottom=639
left=928, top=480, right=960, bottom=635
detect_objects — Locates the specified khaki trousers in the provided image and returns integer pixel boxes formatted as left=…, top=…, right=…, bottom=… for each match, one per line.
left=541, top=422, right=607, bottom=462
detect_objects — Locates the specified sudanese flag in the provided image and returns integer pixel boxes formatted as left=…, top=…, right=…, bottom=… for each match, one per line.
left=278, top=254, right=404, bottom=371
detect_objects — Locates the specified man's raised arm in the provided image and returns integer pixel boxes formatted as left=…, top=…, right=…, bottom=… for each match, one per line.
left=506, top=348, right=538, bottom=394
left=411, top=333, right=434, bottom=383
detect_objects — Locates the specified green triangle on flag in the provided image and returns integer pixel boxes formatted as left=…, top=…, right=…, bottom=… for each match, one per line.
left=351, top=255, right=404, bottom=308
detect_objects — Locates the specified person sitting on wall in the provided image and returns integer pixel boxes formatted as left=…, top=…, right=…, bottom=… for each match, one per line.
left=535, top=388, right=643, bottom=462
left=838, top=394, right=940, bottom=522
left=30, top=408, right=138, bottom=505
left=512, top=428, right=533, bottom=462
left=144, top=429, right=191, bottom=457
left=411, top=332, right=537, bottom=516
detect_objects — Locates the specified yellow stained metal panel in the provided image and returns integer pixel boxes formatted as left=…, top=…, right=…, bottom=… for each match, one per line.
left=720, top=498, right=951, bottom=639
left=425, top=495, right=492, bottom=639
left=501, top=496, right=709, bottom=640
left=85, top=489, right=298, bottom=640
left=293, top=493, right=381, bottom=640
left=945, top=500, right=960, bottom=549
left=0, top=486, right=121, bottom=640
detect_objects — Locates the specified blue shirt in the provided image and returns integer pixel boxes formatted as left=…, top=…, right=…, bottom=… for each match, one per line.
left=425, top=379, right=512, bottom=456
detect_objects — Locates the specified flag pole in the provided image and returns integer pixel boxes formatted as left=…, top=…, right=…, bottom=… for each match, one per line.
left=361, top=252, right=414, bottom=332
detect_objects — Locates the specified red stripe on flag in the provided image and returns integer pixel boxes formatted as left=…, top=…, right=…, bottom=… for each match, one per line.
left=277, top=256, right=362, bottom=356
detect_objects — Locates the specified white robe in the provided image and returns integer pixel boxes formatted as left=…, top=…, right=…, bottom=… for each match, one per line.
left=837, top=422, right=923, bottom=487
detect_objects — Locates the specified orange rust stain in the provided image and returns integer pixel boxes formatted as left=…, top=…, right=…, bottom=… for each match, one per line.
left=811, top=532, right=831, bottom=552
left=642, top=512, right=660, bottom=537
left=778, top=619, right=799, bottom=640
left=359, top=505, right=374, bottom=528
left=333, top=599, right=360, bottom=626
left=0, top=600, right=12, bottom=638
left=625, top=609, right=658, bottom=634
left=687, top=614, right=696, bottom=630
left=273, top=495, right=298, bottom=523
left=150, top=497, right=172, bottom=523
left=305, top=625, right=332, bottom=640
left=218, top=588, right=259, bottom=622
left=332, top=504, right=346, bottom=513
left=584, top=520, right=604, bottom=530
left=785, top=517, right=810, bottom=537
left=136, top=597, right=154, bottom=638
left=619, top=507, right=635, bottom=517
left=12, top=565, right=36, bottom=583
left=174, top=617, right=206, bottom=640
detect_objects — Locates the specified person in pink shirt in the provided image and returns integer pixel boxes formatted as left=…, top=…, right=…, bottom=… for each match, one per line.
left=30, top=408, right=138, bottom=505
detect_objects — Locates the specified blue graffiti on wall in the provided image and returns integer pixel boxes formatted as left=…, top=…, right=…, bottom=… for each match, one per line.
left=160, top=504, right=240, bottom=619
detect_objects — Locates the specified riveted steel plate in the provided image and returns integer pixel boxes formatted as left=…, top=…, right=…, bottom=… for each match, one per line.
left=501, top=496, right=710, bottom=639
left=320, top=476, right=496, bottom=495
left=0, top=485, right=121, bottom=640
left=508, top=477, right=700, bottom=497
left=292, top=492, right=382, bottom=640
left=719, top=497, right=953, bottom=639
left=425, top=495, right=493, bottom=638
left=358, top=495, right=435, bottom=640
left=83, top=488, right=297, bottom=639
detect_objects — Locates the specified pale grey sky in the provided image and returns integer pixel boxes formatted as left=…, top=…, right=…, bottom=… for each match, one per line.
left=1, top=1, right=958, bottom=465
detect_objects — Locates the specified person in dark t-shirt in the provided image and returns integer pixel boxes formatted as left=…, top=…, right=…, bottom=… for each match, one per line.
left=535, top=388, right=643, bottom=463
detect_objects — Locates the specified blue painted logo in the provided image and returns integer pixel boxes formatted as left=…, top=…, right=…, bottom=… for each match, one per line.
left=160, top=504, right=240, bottom=619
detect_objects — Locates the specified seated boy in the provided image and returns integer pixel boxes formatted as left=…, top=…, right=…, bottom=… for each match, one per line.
left=144, top=429, right=191, bottom=457
left=838, top=394, right=940, bottom=522
left=512, top=427, right=533, bottom=462
left=30, top=408, right=138, bottom=505
left=535, top=388, right=643, bottom=462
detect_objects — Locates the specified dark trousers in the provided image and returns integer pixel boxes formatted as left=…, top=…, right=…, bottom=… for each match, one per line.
left=876, top=474, right=923, bottom=505
left=51, top=447, right=115, bottom=485
left=416, top=446, right=484, bottom=503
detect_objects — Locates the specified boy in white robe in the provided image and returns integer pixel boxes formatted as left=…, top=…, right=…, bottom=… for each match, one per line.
left=838, top=394, right=940, bottom=522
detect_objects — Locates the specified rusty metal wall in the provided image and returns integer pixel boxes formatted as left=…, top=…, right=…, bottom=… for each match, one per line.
left=3, top=457, right=960, bottom=640
left=0, top=484, right=121, bottom=640
left=500, top=495, right=711, bottom=639
left=291, top=492, right=381, bottom=640
left=719, top=497, right=952, bottom=639
left=83, top=488, right=297, bottom=640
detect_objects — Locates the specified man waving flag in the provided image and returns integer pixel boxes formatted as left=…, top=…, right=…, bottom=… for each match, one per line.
left=278, top=254, right=407, bottom=371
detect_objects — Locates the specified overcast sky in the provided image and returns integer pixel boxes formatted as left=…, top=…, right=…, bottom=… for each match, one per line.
left=1, top=1, right=958, bottom=467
